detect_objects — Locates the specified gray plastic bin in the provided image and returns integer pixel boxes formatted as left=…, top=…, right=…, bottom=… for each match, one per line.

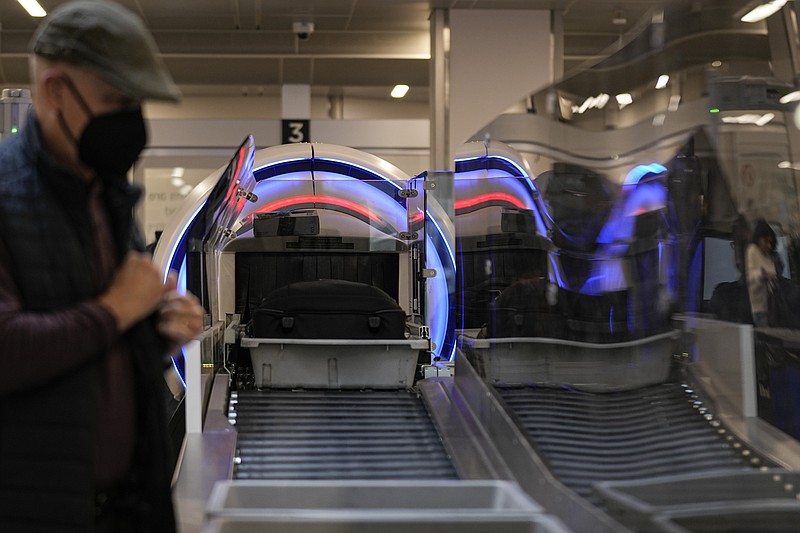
left=460, top=330, right=678, bottom=391
left=650, top=501, right=800, bottom=533
left=241, top=337, right=427, bottom=389
left=205, top=514, right=570, bottom=533
left=207, top=479, right=541, bottom=516
left=203, top=479, right=572, bottom=532
left=594, top=469, right=800, bottom=531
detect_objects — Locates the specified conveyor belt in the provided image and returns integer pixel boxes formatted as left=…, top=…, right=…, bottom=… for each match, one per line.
left=497, top=381, right=764, bottom=502
left=231, top=389, right=458, bottom=480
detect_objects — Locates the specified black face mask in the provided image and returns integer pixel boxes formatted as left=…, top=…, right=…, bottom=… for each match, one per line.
left=58, top=77, right=147, bottom=177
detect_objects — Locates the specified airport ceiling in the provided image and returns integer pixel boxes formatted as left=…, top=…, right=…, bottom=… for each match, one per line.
left=0, top=1, right=759, bottom=101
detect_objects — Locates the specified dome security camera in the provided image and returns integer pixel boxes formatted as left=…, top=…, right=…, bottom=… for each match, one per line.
left=293, top=21, right=315, bottom=40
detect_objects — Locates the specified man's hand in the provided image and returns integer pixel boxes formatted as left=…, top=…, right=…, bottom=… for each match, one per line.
left=155, top=271, right=204, bottom=346
left=98, top=252, right=166, bottom=332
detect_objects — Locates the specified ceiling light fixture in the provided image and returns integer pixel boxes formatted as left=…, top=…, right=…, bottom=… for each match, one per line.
left=755, top=112, right=776, bottom=126
left=739, top=0, right=787, bottom=23
left=720, top=112, right=775, bottom=125
left=779, top=90, right=800, bottom=104
left=390, top=84, right=409, bottom=98
left=17, top=0, right=46, bottom=17
left=655, top=75, right=670, bottom=89
left=573, top=93, right=610, bottom=114
left=616, top=93, right=633, bottom=108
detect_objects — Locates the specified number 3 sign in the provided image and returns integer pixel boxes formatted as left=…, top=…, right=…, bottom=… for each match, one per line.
left=282, top=119, right=310, bottom=143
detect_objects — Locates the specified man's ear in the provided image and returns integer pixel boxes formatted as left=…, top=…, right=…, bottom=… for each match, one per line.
left=38, top=69, right=66, bottom=108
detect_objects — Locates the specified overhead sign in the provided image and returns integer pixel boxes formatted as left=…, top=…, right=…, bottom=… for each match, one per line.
left=282, top=119, right=310, bottom=144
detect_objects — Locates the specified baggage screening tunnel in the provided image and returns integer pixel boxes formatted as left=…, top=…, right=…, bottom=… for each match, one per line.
left=156, top=139, right=461, bottom=485
left=163, top=123, right=800, bottom=532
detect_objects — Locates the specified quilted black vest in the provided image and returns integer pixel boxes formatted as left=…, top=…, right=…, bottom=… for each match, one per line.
left=0, top=118, right=175, bottom=532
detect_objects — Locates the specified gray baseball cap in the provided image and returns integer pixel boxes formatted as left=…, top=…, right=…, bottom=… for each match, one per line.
left=30, top=0, right=181, bottom=102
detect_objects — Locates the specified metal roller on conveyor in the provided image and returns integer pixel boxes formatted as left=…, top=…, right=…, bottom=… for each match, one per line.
left=230, top=389, right=458, bottom=481
left=495, top=381, right=761, bottom=503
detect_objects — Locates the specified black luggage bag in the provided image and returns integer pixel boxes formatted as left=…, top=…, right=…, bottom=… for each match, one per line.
left=252, top=279, right=407, bottom=339
left=487, top=278, right=567, bottom=338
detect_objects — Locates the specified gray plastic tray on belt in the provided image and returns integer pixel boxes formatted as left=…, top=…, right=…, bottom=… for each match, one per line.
left=650, top=501, right=800, bottom=533
left=593, top=469, right=800, bottom=531
left=459, top=330, right=678, bottom=391
left=204, top=514, right=570, bottom=533
left=241, top=337, right=428, bottom=389
left=204, top=479, right=571, bottom=533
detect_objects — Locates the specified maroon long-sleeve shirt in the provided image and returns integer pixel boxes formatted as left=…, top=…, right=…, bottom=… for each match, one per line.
left=0, top=180, right=136, bottom=489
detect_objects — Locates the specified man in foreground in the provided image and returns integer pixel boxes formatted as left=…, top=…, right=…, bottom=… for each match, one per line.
left=0, top=2, right=203, bottom=531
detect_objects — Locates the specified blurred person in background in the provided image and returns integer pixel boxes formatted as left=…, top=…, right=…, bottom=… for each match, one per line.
left=747, top=218, right=778, bottom=328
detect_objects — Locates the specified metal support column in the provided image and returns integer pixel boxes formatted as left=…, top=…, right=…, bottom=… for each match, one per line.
left=430, top=8, right=450, bottom=170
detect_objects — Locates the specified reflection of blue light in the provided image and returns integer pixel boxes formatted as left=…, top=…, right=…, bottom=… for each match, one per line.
left=581, top=259, right=627, bottom=295
left=242, top=172, right=406, bottom=234
left=164, top=203, right=204, bottom=284
left=426, top=236, right=452, bottom=361
left=254, top=158, right=405, bottom=207
left=455, top=154, right=537, bottom=198
left=623, top=163, right=667, bottom=186
left=177, top=256, right=187, bottom=294
left=249, top=172, right=308, bottom=198
left=626, top=183, right=666, bottom=213
left=596, top=181, right=667, bottom=247
left=492, top=155, right=537, bottom=194
left=602, top=243, right=630, bottom=255
left=454, top=168, right=547, bottom=237
left=169, top=257, right=190, bottom=380
left=610, top=306, right=614, bottom=333
left=455, top=170, right=533, bottom=206
left=252, top=157, right=309, bottom=176
left=426, top=214, right=456, bottom=361
left=318, top=158, right=404, bottom=190
left=494, top=155, right=529, bottom=177
left=173, top=351, right=187, bottom=388
left=583, top=275, right=605, bottom=292
left=548, top=254, right=566, bottom=288
left=596, top=218, right=634, bottom=247
left=428, top=213, right=456, bottom=268
left=530, top=204, right=547, bottom=237
left=454, top=154, right=529, bottom=177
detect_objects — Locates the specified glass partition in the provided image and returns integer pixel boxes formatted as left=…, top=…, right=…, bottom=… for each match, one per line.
left=228, top=171, right=411, bottom=322
left=463, top=1, right=800, bottom=333
left=446, top=8, right=800, bottom=525
left=406, top=171, right=456, bottom=361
